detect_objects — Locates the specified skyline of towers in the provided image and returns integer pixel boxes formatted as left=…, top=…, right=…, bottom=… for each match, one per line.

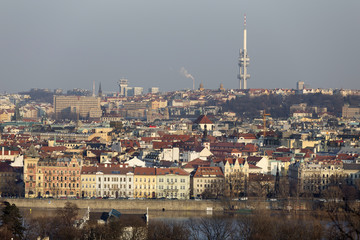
left=238, top=14, right=250, bottom=90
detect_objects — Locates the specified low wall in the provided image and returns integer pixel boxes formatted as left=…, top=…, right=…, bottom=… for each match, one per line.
left=4, top=198, right=316, bottom=212
left=5, top=199, right=225, bottom=211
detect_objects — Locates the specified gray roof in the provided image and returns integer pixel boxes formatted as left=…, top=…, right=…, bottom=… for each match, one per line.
left=343, top=163, right=360, bottom=171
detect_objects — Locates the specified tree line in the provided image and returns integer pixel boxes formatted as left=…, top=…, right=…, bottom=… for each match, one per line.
left=220, top=93, right=360, bottom=118
left=1, top=198, right=359, bottom=240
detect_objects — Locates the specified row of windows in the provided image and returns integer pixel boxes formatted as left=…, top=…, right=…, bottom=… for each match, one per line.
left=158, top=185, right=186, bottom=190
left=99, top=184, right=132, bottom=189
left=225, top=168, right=244, bottom=173
left=38, top=182, right=80, bottom=188
left=82, top=178, right=96, bottom=182
left=157, top=192, right=185, bottom=198
left=41, top=169, right=79, bottom=174
left=43, top=176, right=79, bottom=181
left=158, top=178, right=187, bottom=183
left=41, top=190, right=78, bottom=195
left=99, top=177, right=132, bottom=182
left=136, top=178, right=155, bottom=183
left=196, top=184, right=218, bottom=188
left=135, top=185, right=155, bottom=190
left=196, top=179, right=223, bottom=183
left=99, top=191, right=132, bottom=196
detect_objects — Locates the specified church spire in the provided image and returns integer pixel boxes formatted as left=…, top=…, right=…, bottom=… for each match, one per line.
left=98, top=82, right=103, bottom=98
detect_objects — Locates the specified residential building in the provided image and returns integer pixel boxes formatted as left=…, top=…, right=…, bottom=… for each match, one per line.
left=96, top=164, right=134, bottom=198
left=24, top=154, right=82, bottom=198
left=288, top=160, right=347, bottom=195
left=193, top=166, right=224, bottom=198
left=53, top=95, right=101, bottom=119
left=81, top=166, right=97, bottom=198
left=134, top=167, right=156, bottom=198
left=342, top=105, right=360, bottom=119
left=156, top=168, right=190, bottom=199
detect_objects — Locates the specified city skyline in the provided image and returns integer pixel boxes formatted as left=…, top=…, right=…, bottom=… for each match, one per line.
left=0, top=0, right=359, bottom=93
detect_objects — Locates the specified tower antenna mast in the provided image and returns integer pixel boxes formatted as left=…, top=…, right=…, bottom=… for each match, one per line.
left=238, top=14, right=250, bottom=90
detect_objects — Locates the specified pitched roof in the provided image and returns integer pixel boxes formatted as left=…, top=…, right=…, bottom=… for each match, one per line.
left=134, top=167, right=156, bottom=175
left=156, top=168, right=189, bottom=176
left=247, top=156, right=263, bottom=165
left=194, top=166, right=224, bottom=177
left=193, top=115, right=213, bottom=124
left=183, top=158, right=210, bottom=169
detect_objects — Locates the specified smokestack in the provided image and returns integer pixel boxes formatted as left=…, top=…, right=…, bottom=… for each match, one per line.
left=180, top=67, right=195, bottom=90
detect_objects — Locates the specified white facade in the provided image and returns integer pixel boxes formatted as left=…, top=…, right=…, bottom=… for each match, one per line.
left=96, top=171, right=134, bottom=198
left=181, top=151, right=200, bottom=162
left=125, top=157, right=146, bottom=168
left=156, top=172, right=190, bottom=199
left=159, top=147, right=180, bottom=162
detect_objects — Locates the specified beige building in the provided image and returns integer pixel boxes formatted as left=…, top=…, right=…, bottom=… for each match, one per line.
left=134, top=167, right=156, bottom=198
left=24, top=151, right=82, bottom=198
left=193, top=166, right=224, bottom=198
left=150, top=100, right=168, bottom=110
left=81, top=166, right=97, bottom=198
left=0, top=110, right=14, bottom=122
left=288, top=160, right=352, bottom=195
left=342, top=105, right=360, bottom=119
left=156, top=168, right=190, bottom=199
left=54, top=95, right=101, bottom=119
left=224, top=158, right=249, bottom=197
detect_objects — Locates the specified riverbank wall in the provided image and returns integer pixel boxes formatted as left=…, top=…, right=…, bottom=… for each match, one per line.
left=4, top=198, right=316, bottom=212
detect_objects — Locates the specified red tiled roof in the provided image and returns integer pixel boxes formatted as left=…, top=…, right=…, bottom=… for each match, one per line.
left=153, top=142, right=173, bottom=150
left=156, top=168, right=189, bottom=176
left=183, top=158, right=210, bottom=169
left=97, top=165, right=133, bottom=175
left=337, top=154, right=356, bottom=160
left=247, top=156, right=263, bottom=165
left=193, top=166, right=224, bottom=177
left=40, top=146, right=67, bottom=153
left=193, top=115, right=213, bottom=124
left=275, top=157, right=291, bottom=162
left=134, top=167, right=156, bottom=175
left=81, top=166, right=98, bottom=174
left=275, top=147, right=291, bottom=153
left=265, top=150, right=274, bottom=156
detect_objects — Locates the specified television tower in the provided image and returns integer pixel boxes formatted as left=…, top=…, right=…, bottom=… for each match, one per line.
left=238, top=14, right=250, bottom=89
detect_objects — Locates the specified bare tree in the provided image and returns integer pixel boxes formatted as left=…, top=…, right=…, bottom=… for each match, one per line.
left=225, top=172, right=246, bottom=198
left=147, top=220, right=189, bottom=240
left=323, top=185, right=360, bottom=240
left=188, top=217, right=236, bottom=240
left=236, top=210, right=323, bottom=240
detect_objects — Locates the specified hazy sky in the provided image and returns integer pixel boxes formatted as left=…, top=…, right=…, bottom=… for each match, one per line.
left=0, top=0, right=359, bottom=93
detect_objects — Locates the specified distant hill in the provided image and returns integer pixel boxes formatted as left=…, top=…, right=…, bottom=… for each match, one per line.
left=220, top=93, right=360, bottom=118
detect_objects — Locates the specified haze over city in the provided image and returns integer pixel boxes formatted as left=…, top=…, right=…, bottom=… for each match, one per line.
left=0, top=0, right=359, bottom=93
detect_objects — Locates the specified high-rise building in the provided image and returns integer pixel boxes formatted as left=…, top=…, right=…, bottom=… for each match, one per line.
left=127, top=87, right=143, bottom=96
left=238, top=14, right=250, bottom=90
left=297, top=81, right=305, bottom=91
left=53, top=95, right=101, bottom=119
left=118, top=78, right=128, bottom=97
left=148, top=87, right=159, bottom=94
